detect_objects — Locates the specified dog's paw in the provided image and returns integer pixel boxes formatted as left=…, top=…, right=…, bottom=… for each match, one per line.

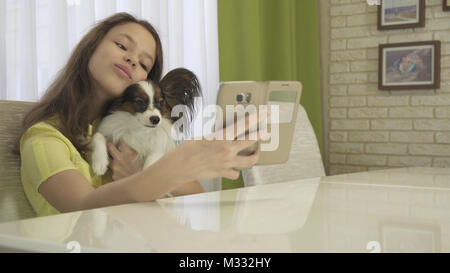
left=91, top=133, right=109, bottom=176
left=91, top=146, right=109, bottom=176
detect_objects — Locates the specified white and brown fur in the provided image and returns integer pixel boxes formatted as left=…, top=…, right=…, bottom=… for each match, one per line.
left=90, top=68, right=202, bottom=176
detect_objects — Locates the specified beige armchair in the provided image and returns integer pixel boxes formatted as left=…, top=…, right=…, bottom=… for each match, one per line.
left=243, top=105, right=326, bottom=186
left=0, top=100, right=36, bottom=223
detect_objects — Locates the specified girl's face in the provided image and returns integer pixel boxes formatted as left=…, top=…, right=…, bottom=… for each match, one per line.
left=88, top=22, right=157, bottom=100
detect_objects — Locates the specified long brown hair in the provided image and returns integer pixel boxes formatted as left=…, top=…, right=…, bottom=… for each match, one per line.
left=14, top=13, right=163, bottom=159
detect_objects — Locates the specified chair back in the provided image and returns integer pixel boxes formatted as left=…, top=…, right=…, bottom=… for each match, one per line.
left=243, top=105, right=325, bottom=186
left=0, top=100, right=36, bottom=223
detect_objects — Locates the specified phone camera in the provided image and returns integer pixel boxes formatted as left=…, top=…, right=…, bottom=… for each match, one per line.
left=236, top=93, right=251, bottom=104
left=236, top=93, right=244, bottom=103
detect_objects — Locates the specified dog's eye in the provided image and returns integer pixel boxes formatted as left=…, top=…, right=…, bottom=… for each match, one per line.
left=135, top=99, right=145, bottom=106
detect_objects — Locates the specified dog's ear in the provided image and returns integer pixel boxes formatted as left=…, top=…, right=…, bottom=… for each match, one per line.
left=159, top=68, right=202, bottom=122
left=152, top=83, right=171, bottom=117
left=106, top=96, right=125, bottom=115
left=104, top=84, right=140, bottom=116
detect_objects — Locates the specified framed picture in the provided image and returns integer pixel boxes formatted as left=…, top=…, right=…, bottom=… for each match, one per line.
left=378, top=0, right=425, bottom=30
left=444, top=0, right=450, bottom=11
left=380, top=223, right=441, bottom=253
left=379, top=41, right=441, bottom=90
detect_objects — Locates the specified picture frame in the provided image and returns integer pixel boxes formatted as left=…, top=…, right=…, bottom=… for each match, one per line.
left=444, top=0, right=450, bottom=11
left=379, top=41, right=441, bottom=90
left=377, top=0, right=425, bottom=30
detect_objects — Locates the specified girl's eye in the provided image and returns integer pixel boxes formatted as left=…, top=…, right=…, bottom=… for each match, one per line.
left=116, top=42, right=126, bottom=50
left=141, top=64, right=148, bottom=71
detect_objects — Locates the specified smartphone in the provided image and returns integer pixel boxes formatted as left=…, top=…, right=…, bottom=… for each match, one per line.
left=215, top=81, right=302, bottom=166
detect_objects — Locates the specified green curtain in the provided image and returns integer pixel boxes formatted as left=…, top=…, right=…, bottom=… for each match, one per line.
left=218, top=0, right=323, bottom=190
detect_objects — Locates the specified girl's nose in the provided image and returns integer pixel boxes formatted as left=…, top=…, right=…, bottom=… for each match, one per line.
left=125, top=56, right=136, bottom=67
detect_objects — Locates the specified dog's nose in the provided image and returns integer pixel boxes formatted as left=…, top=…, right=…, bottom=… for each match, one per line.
left=150, top=116, right=160, bottom=125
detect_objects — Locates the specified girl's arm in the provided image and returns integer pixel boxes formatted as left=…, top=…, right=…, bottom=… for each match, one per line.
left=39, top=111, right=266, bottom=213
left=106, top=140, right=205, bottom=197
left=169, top=180, right=205, bottom=197
left=39, top=137, right=259, bottom=213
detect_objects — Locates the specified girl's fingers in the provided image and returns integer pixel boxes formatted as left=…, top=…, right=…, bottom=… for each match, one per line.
left=119, top=139, right=135, bottom=153
left=231, top=126, right=268, bottom=152
left=232, top=139, right=258, bottom=153
left=238, top=127, right=269, bottom=143
left=108, top=158, right=129, bottom=181
left=106, top=140, right=141, bottom=181
left=109, top=140, right=137, bottom=160
left=216, top=109, right=269, bottom=141
left=107, top=142, right=128, bottom=171
left=233, top=150, right=260, bottom=169
left=222, top=169, right=240, bottom=180
left=107, top=142, right=121, bottom=160
left=233, top=110, right=266, bottom=140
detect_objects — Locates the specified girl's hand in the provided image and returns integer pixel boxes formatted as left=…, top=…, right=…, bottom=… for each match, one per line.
left=107, top=140, right=143, bottom=181
left=177, top=139, right=261, bottom=181
left=169, top=109, right=269, bottom=181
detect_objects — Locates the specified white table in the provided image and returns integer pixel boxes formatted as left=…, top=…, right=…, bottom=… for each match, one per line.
left=0, top=167, right=449, bottom=253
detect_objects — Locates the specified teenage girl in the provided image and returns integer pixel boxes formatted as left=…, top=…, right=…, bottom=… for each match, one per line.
left=16, top=13, right=263, bottom=217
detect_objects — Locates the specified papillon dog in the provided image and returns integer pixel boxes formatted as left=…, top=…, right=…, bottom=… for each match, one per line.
left=90, top=68, right=202, bottom=176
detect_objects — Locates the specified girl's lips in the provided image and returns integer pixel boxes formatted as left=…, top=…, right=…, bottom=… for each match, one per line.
left=114, top=65, right=131, bottom=80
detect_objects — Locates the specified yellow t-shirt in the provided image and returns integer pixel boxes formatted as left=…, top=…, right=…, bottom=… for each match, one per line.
left=20, top=120, right=112, bottom=217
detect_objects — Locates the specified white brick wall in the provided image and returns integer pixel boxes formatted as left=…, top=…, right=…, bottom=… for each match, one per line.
left=324, top=0, right=450, bottom=175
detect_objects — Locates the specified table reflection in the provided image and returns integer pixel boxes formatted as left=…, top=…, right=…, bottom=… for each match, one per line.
left=2, top=167, right=450, bottom=252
